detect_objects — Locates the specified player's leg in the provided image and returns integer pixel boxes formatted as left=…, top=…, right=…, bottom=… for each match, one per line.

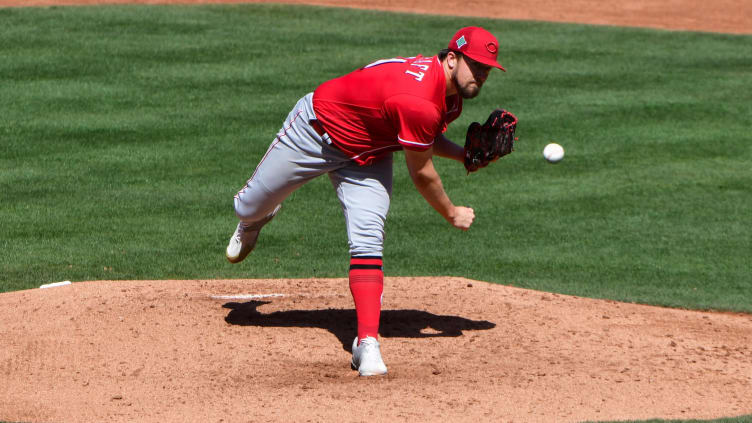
left=329, top=154, right=393, bottom=376
left=227, top=93, right=349, bottom=263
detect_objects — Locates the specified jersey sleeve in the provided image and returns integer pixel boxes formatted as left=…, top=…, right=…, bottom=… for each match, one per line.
left=383, top=95, right=442, bottom=151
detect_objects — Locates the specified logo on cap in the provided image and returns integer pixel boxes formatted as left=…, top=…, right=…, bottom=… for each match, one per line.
left=456, top=35, right=467, bottom=50
left=486, top=42, right=497, bottom=54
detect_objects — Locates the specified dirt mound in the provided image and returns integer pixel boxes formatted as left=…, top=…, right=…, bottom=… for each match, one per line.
left=1, top=277, right=751, bottom=422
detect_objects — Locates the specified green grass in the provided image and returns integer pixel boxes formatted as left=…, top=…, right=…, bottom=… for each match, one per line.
left=588, top=418, right=752, bottom=423
left=1, top=4, right=751, bottom=315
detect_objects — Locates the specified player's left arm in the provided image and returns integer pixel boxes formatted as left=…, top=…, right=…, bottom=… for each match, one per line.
left=432, top=133, right=464, bottom=163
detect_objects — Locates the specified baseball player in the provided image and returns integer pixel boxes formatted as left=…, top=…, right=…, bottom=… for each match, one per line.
left=227, top=27, right=507, bottom=376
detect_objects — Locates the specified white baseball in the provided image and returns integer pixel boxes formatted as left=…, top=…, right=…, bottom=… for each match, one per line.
left=543, top=143, right=565, bottom=163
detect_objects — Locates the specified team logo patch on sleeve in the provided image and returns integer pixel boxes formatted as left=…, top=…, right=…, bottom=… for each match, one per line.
left=456, top=35, right=467, bottom=50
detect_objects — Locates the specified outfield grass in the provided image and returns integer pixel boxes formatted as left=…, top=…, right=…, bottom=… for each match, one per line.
left=1, top=4, right=750, bottom=313
left=586, top=418, right=752, bottom=423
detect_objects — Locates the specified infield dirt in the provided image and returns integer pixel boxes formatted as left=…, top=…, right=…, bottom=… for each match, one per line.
left=1, top=0, right=751, bottom=422
left=2, top=278, right=751, bottom=422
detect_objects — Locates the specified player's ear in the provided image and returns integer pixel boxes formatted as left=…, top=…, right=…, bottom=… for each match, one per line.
left=447, top=51, right=459, bottom=70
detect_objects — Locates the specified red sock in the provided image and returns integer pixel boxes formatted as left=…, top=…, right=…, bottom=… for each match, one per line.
left=349, top=256, right=383, bottom=343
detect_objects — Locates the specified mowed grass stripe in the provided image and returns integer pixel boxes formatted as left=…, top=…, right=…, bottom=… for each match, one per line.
left=1, top=5, right=750, bottom=316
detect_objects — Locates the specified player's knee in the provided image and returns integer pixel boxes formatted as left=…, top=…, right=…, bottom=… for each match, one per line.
left=345, top=212, right=387, bottom=257
left=349, top=233, right=384, bottom=257
left=350, top=245, right=383, bottom=257
left=233, top=196, right=272, bottom=223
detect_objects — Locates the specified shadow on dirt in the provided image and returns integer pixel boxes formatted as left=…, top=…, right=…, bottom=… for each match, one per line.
left=223, top=300, right=496, bottom=351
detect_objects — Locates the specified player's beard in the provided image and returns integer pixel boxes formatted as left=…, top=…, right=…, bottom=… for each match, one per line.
left=455, top=78, right=482, bottom=99
left=459, top=82, right=481, bottom=99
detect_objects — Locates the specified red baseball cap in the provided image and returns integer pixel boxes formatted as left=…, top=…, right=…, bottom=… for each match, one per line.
left=448, top=26, right=506, bottom=71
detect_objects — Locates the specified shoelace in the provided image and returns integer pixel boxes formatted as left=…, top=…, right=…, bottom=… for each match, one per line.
left=234, top=224, right=249, bottom=242
left=359, top=338, right=379, bottom=350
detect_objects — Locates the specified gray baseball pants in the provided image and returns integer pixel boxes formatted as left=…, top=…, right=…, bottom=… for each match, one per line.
left=233, top=93, right=393, bottom=257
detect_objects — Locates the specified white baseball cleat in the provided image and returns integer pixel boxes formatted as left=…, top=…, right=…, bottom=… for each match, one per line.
left=226, top=204, right=281, bottom=264
left=351, top=336, right=387, bottom=376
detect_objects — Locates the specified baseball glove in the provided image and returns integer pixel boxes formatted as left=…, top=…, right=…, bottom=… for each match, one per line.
left=463, top=109, right=518, bottom=173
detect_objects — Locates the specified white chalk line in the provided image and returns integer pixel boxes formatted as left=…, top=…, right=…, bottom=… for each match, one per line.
left=39, top=281, right=72, bottom=289
left=209, top=292, right=343, bottom=300
left=210, top=293, right=286, bottom=300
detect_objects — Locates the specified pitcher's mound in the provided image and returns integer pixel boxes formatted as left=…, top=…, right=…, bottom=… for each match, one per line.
left=1, top=277, right=751, bottom=422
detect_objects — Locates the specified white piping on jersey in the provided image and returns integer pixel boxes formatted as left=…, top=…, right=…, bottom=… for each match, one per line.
left=363, top=58, right=408, bottom=69
left=350, top=144, right=401, bottom=161
left=397, top=136, right=433, bottom=147
left=348, top=136, right=434, bottom=162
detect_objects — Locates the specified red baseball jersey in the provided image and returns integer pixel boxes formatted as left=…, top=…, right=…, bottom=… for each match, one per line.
left=313, top=55, right=462, bottom=165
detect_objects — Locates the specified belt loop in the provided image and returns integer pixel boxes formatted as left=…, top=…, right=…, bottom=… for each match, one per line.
left=310, top=119, right=332, bottom=144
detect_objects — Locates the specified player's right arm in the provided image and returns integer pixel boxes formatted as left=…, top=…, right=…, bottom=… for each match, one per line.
left=432, top=133, right=464, bottom=163
left=403, top=148, right=475, bottom=230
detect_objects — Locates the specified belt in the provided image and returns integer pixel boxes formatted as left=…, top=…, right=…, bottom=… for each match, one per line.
left=310, top=120, right=327, bottom=137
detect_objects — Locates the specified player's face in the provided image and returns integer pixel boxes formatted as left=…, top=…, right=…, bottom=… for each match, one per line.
left=454, top=55, right=492, bottom=99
